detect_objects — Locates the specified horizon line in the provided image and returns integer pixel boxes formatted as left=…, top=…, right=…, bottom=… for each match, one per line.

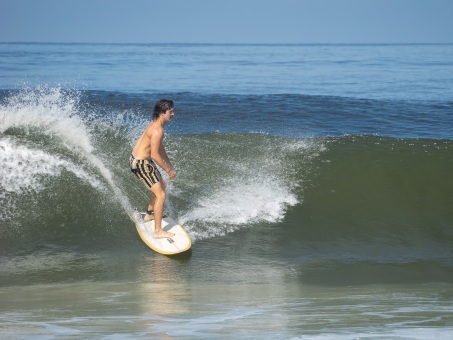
left=1, top=41, right=453, bottom=46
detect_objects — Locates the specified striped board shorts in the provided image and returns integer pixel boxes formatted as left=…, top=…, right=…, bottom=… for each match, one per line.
left=130, top=154, right=162, bottom=189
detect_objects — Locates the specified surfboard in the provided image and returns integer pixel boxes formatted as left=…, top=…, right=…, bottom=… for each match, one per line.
left=133, top=213, right=192, bottom=255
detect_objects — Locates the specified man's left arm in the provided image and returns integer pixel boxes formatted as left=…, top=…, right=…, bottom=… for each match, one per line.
left=159, top=144, right=175, bottom=180
left=159, top=145, right=173, bottom=170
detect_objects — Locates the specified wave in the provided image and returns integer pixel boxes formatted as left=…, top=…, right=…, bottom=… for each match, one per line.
left=286, top=135, right=453, bottom=256
left=0, top=88, right=319, bottom=251
left=1, top=88, right=452, bottom=268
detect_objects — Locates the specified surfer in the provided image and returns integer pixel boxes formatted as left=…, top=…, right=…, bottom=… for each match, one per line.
left=130, top=99, right=176, bottom=238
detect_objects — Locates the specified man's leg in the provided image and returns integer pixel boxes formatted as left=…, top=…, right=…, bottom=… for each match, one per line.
left=145, top=176, right=165, bottom=221
left=145, top=194, right=156, bottom=221
left=150, top=181, right=174, bottom=238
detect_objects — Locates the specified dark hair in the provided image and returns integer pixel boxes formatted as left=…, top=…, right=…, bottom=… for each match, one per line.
left=153, top=99, right=174, bottom=120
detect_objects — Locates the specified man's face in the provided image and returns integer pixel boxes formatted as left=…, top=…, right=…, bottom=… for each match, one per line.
left=163, top=108, right=175, bottom=122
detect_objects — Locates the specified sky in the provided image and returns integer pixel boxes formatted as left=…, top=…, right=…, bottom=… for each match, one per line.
left=1, top=0, right=453, bottom=44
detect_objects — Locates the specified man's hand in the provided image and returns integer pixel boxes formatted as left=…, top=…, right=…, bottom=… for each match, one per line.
left=167, top=167, right=176, bottom=180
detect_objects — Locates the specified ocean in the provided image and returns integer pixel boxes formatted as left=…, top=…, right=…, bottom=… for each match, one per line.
left=1, top=43, right=453, bottom=339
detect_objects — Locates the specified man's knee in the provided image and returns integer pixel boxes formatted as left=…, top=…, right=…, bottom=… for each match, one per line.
left=157, top=190, right=166, bottom=202
left=151, top=185, right=166, bottom=202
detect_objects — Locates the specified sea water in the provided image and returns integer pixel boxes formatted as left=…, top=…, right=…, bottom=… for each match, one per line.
left=1, top=43, right=453, bottom=339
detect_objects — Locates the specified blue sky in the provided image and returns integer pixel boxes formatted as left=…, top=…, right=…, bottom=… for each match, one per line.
left=1, top=0, right=452, bottom=44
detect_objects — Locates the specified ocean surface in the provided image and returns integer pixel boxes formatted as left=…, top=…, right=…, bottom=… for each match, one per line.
left=1, top=43, right=453, bottom=339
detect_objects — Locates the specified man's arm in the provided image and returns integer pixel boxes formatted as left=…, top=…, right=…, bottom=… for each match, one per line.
left=150, top=128, right=175, bottom=179
left=159, top=144, right=173, bottom=170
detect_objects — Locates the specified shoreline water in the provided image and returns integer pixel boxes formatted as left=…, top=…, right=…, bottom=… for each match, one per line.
left=2, top=281, right=453, bottom=339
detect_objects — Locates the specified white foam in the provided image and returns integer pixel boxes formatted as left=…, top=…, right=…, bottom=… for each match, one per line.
left=175, top=134, right=328, bottom=241
left=180, top=176, right=298, bottom=241
left=0, top=138, right=102, bottom=194
left=0, top=87, right=134, bottom=215
left=184, top=178, right=297, bottom=225
left=0, top=87, right=92, bottom=154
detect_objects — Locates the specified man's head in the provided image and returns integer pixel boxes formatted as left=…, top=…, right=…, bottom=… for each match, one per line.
left=153, top=99, right=174, bottom=120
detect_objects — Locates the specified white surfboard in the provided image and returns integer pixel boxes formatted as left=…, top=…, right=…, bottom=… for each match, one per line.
left=133, top=213, right=192, bottom=255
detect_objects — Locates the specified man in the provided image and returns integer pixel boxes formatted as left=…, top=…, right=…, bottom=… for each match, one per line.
left=130, top=99, right=176, bottom=238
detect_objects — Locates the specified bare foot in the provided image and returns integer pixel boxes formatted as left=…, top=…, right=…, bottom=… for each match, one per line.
left=154, top=229, right=175, bottom=239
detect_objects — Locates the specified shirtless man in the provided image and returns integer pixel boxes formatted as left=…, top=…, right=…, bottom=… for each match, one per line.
left=130, top=99, right=176, bottom=238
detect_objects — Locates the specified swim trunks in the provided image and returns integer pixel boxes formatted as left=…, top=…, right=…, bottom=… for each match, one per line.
left=130, top=154, right=161, bottom=189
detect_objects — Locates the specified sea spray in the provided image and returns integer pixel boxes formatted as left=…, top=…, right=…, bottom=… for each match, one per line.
left=0, top=87, right=93, bottom=153
left=0, top=88, right=134, bottom=223
left=172, top=133, right=325, bottom=241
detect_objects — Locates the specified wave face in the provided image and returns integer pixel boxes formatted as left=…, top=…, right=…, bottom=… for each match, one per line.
left=1, top=88, right=452, bottom=285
